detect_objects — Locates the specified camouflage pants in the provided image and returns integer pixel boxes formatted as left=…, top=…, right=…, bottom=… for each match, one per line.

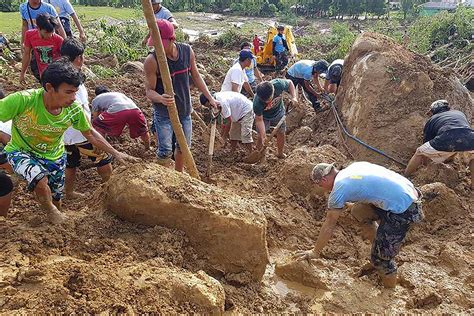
left=351, top=198, right=423, bottom=275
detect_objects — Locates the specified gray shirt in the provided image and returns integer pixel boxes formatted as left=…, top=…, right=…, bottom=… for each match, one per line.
left=154, top=6, right=173, bottom=21
left=91, top=92, right=138, bottom=114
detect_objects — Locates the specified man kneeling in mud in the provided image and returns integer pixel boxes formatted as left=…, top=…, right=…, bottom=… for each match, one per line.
left=294, top=161, right=423, bottom=288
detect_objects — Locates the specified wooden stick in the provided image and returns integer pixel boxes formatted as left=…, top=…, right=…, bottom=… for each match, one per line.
left=140, top=0, right=200, bottom=180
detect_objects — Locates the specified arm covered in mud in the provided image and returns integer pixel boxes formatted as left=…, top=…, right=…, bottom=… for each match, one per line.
left=294, top=209, right=341, bottom=261
left=189, top=48, right=219, bottom=108
left=81, top=128, right=140, bottom=164
left=255, top=115, right=266, bottom=149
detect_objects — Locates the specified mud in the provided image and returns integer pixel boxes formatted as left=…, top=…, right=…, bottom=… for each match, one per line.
left=0, top=30, right=473, bottom=313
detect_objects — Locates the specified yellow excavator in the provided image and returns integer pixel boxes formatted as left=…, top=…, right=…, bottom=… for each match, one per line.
left=253, top=25, right=298, bottom=72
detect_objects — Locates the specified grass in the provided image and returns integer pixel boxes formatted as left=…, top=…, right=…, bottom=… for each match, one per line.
left=0, top=5, right=140, bottom=35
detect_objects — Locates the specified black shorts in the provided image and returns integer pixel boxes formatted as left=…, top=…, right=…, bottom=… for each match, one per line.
left=66, top=143, right=113, bottom=169
left=430, top=128, right=474, bottom=152
left=0, top=171, right=13, bottom=197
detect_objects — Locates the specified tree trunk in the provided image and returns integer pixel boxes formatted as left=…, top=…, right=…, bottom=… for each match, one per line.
left=140, top=0, right=201, bottom=180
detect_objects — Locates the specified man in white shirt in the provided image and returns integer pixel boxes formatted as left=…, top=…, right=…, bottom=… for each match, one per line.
left=61, top=38, right=113, bottom=200
left=200, top=91, right=254, bottom=153
left=221, top=50, right=255, bottom=97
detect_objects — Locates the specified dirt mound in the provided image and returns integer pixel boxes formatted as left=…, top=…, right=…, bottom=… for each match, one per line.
left=419, top=182, right=467, bottom=223
left=278, top=145, right=348, bottom=197
left=120, top=61, right=144, bottom=74
left=337, top=32, right=473, bottom=165
left=105, top=164, right=269, bottom=283
left=275, top=256, right=330, bottom=289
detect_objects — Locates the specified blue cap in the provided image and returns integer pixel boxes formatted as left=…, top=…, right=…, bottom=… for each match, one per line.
left=239, top=50, right=254, bottom=60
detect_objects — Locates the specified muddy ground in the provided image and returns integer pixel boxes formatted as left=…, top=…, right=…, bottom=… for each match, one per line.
left=0, top=35, right=473, bottom=313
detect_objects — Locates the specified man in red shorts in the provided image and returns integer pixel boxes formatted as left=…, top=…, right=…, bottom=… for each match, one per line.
left=91, top=86, right=150, bottom=150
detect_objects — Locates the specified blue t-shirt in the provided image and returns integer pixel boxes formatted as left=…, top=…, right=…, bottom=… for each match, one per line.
left=20, top=1, right=58, bottom=30
left=45, top=0, right=75, bottom=18
left=273, top=34, right=286, bottom=53
left=287, top=60, right=314, bottom=81
left=327, top=162, right=418, bottom=213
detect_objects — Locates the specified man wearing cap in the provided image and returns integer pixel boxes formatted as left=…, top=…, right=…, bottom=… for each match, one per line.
left=273, top=25, right=289, bottom=71
left=286, top=59, right=329, bottom=112
left=144, top=19, right=218, bottom=172
left=323, top=59, right=344, bottom=94
left=253, top=79, right=298, bottom=159
left=200, top=91, right=254, bottom=154
left=234, top=42, right=263, bottom=95
left=405, top=100, right=474, bottom=188
left=142, top=0, right=178, bottom=46
left=222, top=50, right=255, bottom=97
left=295, top=161, right=423, bottom=288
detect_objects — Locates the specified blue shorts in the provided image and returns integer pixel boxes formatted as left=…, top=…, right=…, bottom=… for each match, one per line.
left=153, top=112, right=192, bottom=160
left=7, top=151, right=66, bottom=201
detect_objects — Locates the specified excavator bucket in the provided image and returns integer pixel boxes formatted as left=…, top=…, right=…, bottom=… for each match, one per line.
left=254, top=25, right=298, bottom=72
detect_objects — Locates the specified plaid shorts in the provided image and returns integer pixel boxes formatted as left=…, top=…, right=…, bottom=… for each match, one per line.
left=7, top=151, right=66, bottom=201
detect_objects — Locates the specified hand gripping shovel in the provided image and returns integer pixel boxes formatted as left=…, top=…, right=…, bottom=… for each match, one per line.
left=243, top=113, right=286, bottom=164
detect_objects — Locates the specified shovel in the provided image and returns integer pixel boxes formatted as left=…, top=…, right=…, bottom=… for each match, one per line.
left=203, top=112, right=219, bottom=183
left=243, top=114, right=286, bottom=164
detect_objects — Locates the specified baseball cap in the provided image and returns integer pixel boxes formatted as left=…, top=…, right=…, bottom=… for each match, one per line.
left=239, top=49, right=254, bottom=60
left=310, top=163, right=335, bottom=183
left=151, top=0, right=162, bottom=4
left=147, top=19, right=176, bottom=47
left=429, top=99, right=449, bottom=114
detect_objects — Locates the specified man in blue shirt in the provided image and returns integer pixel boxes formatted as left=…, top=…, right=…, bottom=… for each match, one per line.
left=45, top=0, right=86, bottom=42
left=20, top=0, right=66, bottom=45
left=272, top=25, right=289, bottom=71
left=295, top=161, right=423, bottom=288
left=286, top=59, right=329, bottom=112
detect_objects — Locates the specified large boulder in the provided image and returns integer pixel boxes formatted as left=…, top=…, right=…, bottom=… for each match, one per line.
left=336, top=32, right=473, bottom=165
left=278, top=145, right=348, bottom=198
left=105, top=164, right=269, bottom=283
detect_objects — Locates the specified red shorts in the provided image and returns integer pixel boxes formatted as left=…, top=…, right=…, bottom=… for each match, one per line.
left=93, top=109, right=148, bottom=138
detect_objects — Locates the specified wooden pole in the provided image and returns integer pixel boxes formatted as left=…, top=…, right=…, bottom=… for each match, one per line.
left=140, top=0, right=200, bottom=180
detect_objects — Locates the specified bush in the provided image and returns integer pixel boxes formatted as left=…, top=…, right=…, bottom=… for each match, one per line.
left=0, top=0, right=20, bottom=12
left=90, top=65, right=118, bottom=78
left=214, top=28, right=248, bottom=49
left=408, top=7, right=474, bottom=54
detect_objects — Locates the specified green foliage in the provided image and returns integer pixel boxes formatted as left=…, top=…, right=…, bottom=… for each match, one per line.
left=408, top=7, right=474, bottom=54
left=214, top=28, right=249, bottom=48
left=0, top=0, right=20, bottom=12
left=90, top=64, right=119, bottom=78
left=93, top=19, right=147, bottom=63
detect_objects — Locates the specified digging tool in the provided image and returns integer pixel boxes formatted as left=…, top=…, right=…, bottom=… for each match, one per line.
left=140, top=0, right=200, bottom=180
left=243, top=113, right=286, bottom=164
left=203, top=110, right=220, bottom=183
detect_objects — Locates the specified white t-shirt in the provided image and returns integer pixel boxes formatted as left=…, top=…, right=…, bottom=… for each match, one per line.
left=0, top=120, right=12, bottom=136
left=221, top=62, right=248, bottom=93
left=64, top=84, right=90, bottom=145
left=215, top=91, right=253, bottom=122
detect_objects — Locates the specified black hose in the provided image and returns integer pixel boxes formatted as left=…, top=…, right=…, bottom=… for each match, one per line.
left=323, top=94, right=408, bottom=167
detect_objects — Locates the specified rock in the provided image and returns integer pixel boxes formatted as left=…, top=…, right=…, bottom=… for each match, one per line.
left=414, top=162, right=460, bottom=189
left=105, top=164, right=269, bottom=283
left=337, top=33, right=473, bottom=164
left=120, top=61, right=144, bottom=74
left=86, top=55, right=118, bottom=69
left=275, top=257, right=330, bottom=290
left=288, top=126, right=313, bottom=146
left=278, top=145, right=348, bottom=198
left=420, top=182, right=467, bottom=222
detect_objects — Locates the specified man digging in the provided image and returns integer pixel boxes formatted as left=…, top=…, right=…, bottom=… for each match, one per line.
left=0, top=60, right=138, bottom=224
left=295, top=161, right=423, bottom=288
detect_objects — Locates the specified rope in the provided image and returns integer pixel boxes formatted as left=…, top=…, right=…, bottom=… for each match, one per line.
left=321, top=94, right=408, bottom=167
